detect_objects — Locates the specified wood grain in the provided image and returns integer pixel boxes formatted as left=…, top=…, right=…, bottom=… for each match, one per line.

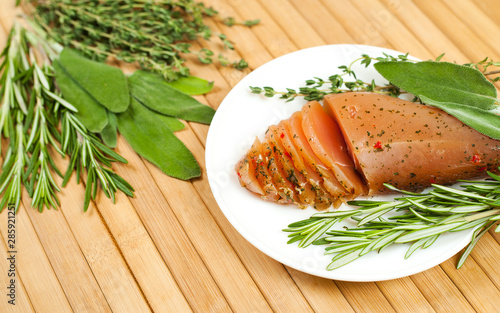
left=1, top=0, right=500, bottom=312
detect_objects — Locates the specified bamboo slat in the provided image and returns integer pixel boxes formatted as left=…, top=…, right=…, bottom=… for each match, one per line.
left=413, top=0, right=495, bottom=62
left=440, top=255, right=500, bottom=312
left=377, top=277, right=435, bottom=312
left=23, top=193, right=113, bottom=313
left=87, top=190, right=192, bottom=313
left=0, top=238, right=34, bottom=313
left=137, top=132, right=275, bottom=313
left=114, top=136, right=233, bottom=313
left=48, top=165, right=151, bottom=313
left=441, top=0, right=500, bottom=56
left=0, top=205, right=73, bottom=313
left=410, top=266, right=475, bottom=313
left=378, top=0, right=469, bottom=63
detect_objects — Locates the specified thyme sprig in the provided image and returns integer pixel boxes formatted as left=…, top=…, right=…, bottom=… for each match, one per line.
left=284, top=175, right=500, bottom=271
left=30, top=0, right=259, bottom=81
left=251, top=53, right=500, bottom=102
left=250, top=53, right=410, bottom=102
left=0, top=22, right=132, bottom=212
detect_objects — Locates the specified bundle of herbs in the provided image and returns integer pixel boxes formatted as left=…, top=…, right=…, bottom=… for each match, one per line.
left=0, top=23, right=133, bottom=212
left=30, top=0, right=258, bottom=80
left=1, top=0, right=257, bottom=212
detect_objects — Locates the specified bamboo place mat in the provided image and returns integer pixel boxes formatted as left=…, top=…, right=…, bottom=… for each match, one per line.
left=2, top=0, right=500, bottom=312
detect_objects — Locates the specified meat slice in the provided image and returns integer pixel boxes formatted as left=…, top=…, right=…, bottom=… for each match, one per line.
left=287, top=111, right=348, bottom=199
left=279, top=120, right=339, bottom=209
left=248, top=137, right=280, bottom=201
left=235, top=151, right=264, bottom=196
left=270, top=124, right=317, bottom=207
left=301, top=101, right=366, bottom=196
left=323, top=92, right=500, bottom=194
left=261, top=138, right=296, bottom=204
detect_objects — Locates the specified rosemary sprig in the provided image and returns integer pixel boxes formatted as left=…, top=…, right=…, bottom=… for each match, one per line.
left=30, top=0, right=259, bottom=81
left=60, top=111, right=133, bottom=212
left=284, top=174, right=500, bottom=271
left=0, top=22, right=133, bottom=212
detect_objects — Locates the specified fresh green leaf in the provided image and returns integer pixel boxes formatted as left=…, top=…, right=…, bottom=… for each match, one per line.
left=154, top=111, right=185, bottom=132
left=159, top=74, right=213, bottom=95
left=374, top=61, right=498, bottom=110
left=53, top=59, right=108, bottom=133
left=59, top=48, right=130, bottom=113
left=129, top=70, right=215, bottom=124
left=100, top=111, right=118, bottom=148
left=420, top=95, right=500, bottom=140
left=117, top=97, right=201, bottom=180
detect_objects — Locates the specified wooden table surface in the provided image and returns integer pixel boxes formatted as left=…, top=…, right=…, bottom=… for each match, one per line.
left=2, top=0, right=500, bottom=312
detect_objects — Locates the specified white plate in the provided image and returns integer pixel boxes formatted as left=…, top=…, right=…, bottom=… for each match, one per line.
left=205, top=44, right=474, bottom=282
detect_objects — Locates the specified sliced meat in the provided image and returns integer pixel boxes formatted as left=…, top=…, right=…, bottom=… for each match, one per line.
left=249, top=137, right=280, bottom=201
left=261, top=137, right=296, bottom=204
left=236, top=92, right=500, bottom=210
left=279, top=119, right=340, bottom=209
left=269, top=124, right=317, bottom=207
left=235, top=152, right=264, bottom=195
left=301, top=101, right=367, bottom=197
left=287, top=111, right=348, bottom=199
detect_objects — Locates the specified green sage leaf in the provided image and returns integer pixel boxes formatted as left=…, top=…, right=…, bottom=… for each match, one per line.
left=117, top=97, right=201, bottom=180
left=59, top=48, right=130, bottom=113
left=100, top=111, right=118, bottom=148
left=162, top=75, right=214, bottom=95
left=419, top=95, right=500, bottom=140
left=53, top=60, right=108, bottom=132
left=156, top=114, right=185, bottom=132
left=374, top=61, right=497, bottom=110
left=129, top=70, right=215, bottom=124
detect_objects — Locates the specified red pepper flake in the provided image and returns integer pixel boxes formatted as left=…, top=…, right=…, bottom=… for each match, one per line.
left=237, top=172, right=242, bottom=178
left=429, top=178, right=436, bottom=184
left=472, top=154, right=482, bottom=164
left=280, top=132, right=285, bottom=139
left=477, top=166, right=487, bottom=172
left=373, top=141, right=383, bottom=150
left=284, top=151, right=291, bottom=159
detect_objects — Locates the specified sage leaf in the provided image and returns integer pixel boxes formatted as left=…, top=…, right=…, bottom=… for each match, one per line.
left=129, top=70, right=216, bottom=124
left=59, top=48, right=130, bottom=113
left=100, top=111, right=118, bottom=148
left=161, top=75, right=214, bottom=95
left=53, top=60, right=108, bottom=132
left=156, top=114, right=185, bottom=132
left=117, top=97, right=201, bottom=180
left=420, top=95, right=500, bottom=140
left=374, top=61, right=498, bottom=110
